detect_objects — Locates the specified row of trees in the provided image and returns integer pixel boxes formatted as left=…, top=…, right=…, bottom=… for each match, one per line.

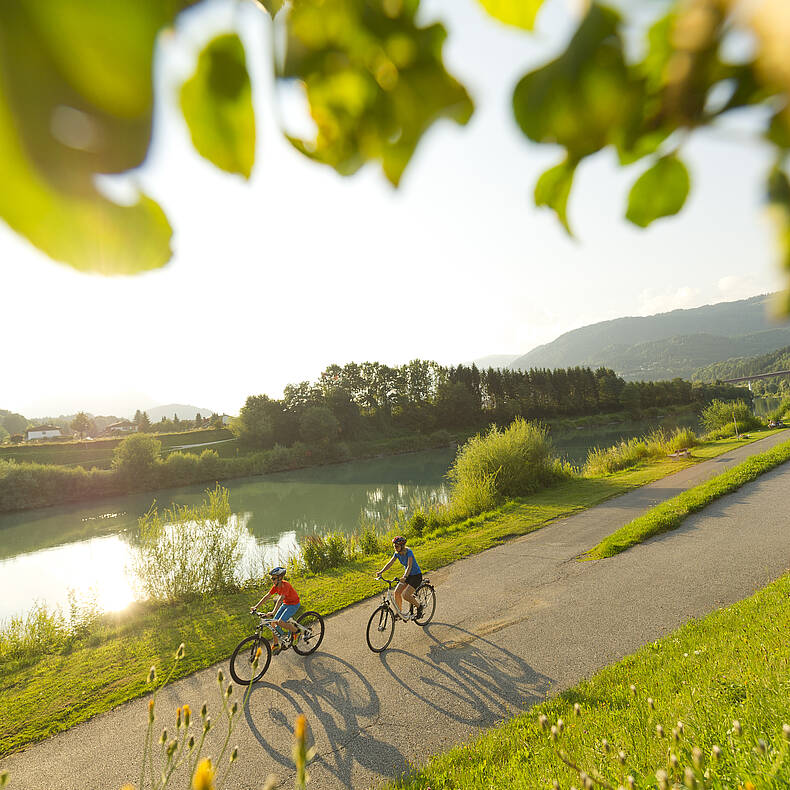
left=231, top=361, right=751, bottom=450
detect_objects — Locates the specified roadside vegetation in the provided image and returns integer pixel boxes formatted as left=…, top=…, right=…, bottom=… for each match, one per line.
left=588, top=437, right=790, bottom=559
left=0, top=419, right=781, bottom=757
left=388, top=571, right=790, bottom=790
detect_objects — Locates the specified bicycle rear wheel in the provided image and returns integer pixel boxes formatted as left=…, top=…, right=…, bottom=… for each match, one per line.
left=229, top=634, right=272, bottom=685
left=293, top=610, right=325, bottom=655
left=366, top=605, right=395, bottom=652
left=413, top=583, right=436, bottom=626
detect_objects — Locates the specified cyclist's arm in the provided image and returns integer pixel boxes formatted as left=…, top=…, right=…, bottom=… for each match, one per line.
left=251, top=589, right=275, bottom=610
left=377, top=556, right=396, bottom=576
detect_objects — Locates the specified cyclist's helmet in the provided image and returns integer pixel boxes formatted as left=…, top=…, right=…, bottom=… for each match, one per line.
left=269, top=566, right=287, bottom=580
left=392, top=536, right=407, bottom=548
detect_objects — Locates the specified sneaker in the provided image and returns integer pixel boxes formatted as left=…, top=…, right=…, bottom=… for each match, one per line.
left=271, top=642, right=282, bottom=655
left=292, top=631, right=301, bottom=647
left=415, top=604, right=424, bottom=620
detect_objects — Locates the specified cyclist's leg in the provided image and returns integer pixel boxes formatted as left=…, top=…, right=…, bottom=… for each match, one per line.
left=402, top=574, right=422, bottom=610
left=394, top=581, right=409, bottom=615
left=275, top=603, right=300, bottom=637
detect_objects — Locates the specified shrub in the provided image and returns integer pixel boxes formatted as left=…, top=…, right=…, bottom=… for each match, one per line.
left=133, top=484, right=245, bottom=601
left=300, top=532, right=356, bottom=573
left=408, top=511, right=428, bottom=537
left=584, top=431, right=667, bottom=476
left=665, top=426, right=698, bottom=453
left=357, top=522, right=385, bottom=556
left=448, top=418, right=561, bottom=501
left=768, top=395, right=790, bottom=422
left=701, top=399, right=762, bottom=434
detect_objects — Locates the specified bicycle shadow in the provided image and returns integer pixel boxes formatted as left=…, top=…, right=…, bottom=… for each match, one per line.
left=242, top=651, right=408, bottom=786
left=378, top=620, right=553, bottom=728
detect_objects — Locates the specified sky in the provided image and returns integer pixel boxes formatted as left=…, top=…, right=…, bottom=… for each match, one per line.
left=0, top=0, right=785, bottom=418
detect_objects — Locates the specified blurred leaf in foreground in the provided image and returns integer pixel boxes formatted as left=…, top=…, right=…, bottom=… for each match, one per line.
left=181, top=34, right=256, bottom=178
left=0, top=0, right=188, bottom=273
left=626, top=154, right=690, bottom=228
left=281, top=0, right=473, bottom=186
left=476, top=0, right=546, bottom=30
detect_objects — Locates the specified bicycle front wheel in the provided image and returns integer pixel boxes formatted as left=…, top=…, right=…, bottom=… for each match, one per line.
left=293, top=610, right=325, bottom=655
left=413, top=583, right=436, bottom=626
left=229, top=634, right=272, bottom=685
left=366, top=605, right=395, bottom=652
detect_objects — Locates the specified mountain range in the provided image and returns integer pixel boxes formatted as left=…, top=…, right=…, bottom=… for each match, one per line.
left=509, top=294, right=790, bottom=381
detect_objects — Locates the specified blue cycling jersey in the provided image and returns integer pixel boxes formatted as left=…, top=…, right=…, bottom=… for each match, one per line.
left=394, top=548, right=421, bottom=575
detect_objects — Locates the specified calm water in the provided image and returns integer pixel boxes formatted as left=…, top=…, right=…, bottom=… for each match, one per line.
left=0, top=414, right=702, bottom=621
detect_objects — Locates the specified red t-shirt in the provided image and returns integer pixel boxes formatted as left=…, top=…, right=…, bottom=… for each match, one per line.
left=269, top=580, right=299, bottom=605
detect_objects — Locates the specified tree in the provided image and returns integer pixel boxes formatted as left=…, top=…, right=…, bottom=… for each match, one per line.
left=230, top=394, right=289, bottom=449
left=1, top=412, right=27, bottom=435
left=70, top=411, right=96, bottom=438
left=111, top=433, right=161, bottom=481
left=134, top=410, right=152, bottom=431
left=298, top=406, right=340, bottom=446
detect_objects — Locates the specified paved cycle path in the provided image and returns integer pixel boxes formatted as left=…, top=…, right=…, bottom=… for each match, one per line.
left=3, top=432, right=790, bottom=790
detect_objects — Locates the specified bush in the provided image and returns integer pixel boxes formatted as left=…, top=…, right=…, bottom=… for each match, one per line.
left=300, top=532, right=356, bottom=573
left=584, top=430, right=668, bottom=476
left=768, top=395, right=790, bottom=422
left=665, top=426, right=698, bottom=453
left=111, top=433, right=162, bottom=484
left=448, top=418, right=562, bottom=501
left=701, top=399, right=762, bottom=434
left=133, top=484, right=245, bottom=601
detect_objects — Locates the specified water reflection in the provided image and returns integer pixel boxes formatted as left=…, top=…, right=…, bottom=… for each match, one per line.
left=0, top=449, right=454, bottom=621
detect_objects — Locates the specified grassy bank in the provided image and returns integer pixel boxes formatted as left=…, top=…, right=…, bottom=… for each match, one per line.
left=588, top=436, right=790, bottom=559
left=388, top=571, right=790, bottom=790
left=0, top=430, right=780, bottom=757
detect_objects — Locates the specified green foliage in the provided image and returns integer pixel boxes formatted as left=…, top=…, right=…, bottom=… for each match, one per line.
left=700, top=398, right=762, bottom=434
left=534, top=158, right=576, bottom=235
left=0, top=1, right=179, bottom=273
left=299, top=532, right=355, bottom=574
left=281, top=0, right=473, bottom=186
left=298, top=406, right=340, bottom=446
left=133, top=484, right=244, bottom=601
left=477, top=0, right=545, bottom=30
left=111, top=433, right=162, bottom=480
left=626, top=154, right=690, bottom=228
left=180, top=34, right=255, bottom=178
left=769, top=395, right=790, bottom=422
left=583, top=426, right=697, bottom=476
left=590, top=438, right=790, bottom=559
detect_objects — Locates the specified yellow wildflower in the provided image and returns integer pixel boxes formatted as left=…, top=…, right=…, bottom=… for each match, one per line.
left=192, top=758, right=215, bottom=790
left=295, top=714, right=306, bottom=740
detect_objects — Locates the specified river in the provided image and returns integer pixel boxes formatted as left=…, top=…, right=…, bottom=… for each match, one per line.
left=0, top=412, right=701, bottom=621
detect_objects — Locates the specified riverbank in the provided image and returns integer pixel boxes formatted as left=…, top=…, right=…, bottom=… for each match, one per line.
left=0, top=429, right=783, bottom=758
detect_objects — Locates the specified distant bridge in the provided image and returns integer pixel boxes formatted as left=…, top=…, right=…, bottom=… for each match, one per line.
left=721, top=369, right=790, bottom=389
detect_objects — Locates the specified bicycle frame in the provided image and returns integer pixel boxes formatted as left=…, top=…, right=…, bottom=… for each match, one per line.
left=250, top=609, right=309, bottom=639
left=376, top=577, right=420, bottom=618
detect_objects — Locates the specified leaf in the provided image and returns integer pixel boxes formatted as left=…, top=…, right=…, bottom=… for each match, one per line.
left=0, top=0, right=192, bottom=273
left=476, top=0, right=545, bottom=30
left=281, top=0, right=473, bottom=186
left=767, top=111, right=790, bottom=149
left=513, top=4, right=640, bottom=161
left=767, top=166, right=790, bottom=308
left=180, top=34, right=256, bottom=178
left=534, top=158, right=577, bottom=235
left=0, top=80, right=172, bottom=274
left=626, top=155, right=690, bottom=228
left=258, top=0, right=284, bottom=18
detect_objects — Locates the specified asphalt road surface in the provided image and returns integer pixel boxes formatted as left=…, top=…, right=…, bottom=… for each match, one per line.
left=3, top=432, right=790, bottom=790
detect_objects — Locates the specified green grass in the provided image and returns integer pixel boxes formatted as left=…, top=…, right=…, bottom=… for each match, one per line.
left=0, top=429, right=233, bottom=469
left=387, top=572, right=790, bottom=790
left=588, top=436, right=790, bottom=559
left=0, top=430, right=777, bottom=757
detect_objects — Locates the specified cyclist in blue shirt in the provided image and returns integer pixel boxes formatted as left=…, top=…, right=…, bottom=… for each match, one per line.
left=376, top=536, right=422, bottom=620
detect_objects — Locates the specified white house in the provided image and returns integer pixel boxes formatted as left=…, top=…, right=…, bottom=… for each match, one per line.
left=25, top=424, right=63, bottom=441
left=106, top=419, right=138, bottom=434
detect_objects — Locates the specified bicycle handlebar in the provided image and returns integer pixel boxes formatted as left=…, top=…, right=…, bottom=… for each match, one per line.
left=375, top=576, right=402, bottom=587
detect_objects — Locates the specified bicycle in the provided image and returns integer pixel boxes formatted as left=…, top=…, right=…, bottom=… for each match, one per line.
left=229, top=607, right=325, bottom=685
left=365, top=576, right=436, bottom=653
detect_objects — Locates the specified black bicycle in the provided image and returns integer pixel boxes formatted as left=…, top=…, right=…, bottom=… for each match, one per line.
left=365, top=576, right=436, bottom=653
left=229, top=607, right=325, bottom=684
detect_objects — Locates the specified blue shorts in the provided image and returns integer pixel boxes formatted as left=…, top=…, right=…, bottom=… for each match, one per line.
left=272, top=603, right=299, bottom=637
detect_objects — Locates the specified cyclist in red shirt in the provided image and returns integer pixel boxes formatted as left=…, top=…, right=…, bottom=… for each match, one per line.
left=251, top=567, right=301, bottom=654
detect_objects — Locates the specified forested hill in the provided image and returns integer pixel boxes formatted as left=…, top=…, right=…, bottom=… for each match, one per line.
left=510, top=294, right=790, bottom=380
left=692, top=345, right=790, bottom=382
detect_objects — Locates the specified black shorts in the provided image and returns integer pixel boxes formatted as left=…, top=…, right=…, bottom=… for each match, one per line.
left=401, top=573, right=422, bottom=590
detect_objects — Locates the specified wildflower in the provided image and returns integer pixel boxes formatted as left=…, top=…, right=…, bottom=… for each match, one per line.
left=618, top=750, right=627, bottom=765
left=552, top=781, right=559, bottom=790
left=656, top=724, right=664, bottom=738
left=148, top=698, right=155, bottom=723
left=579, top=771, right=593, bottom=789
left=201, top=702, right=208, bottom=719
left=692, top=746, right=703, bottom=768
left=295, top=714, right=307, bottom=740
left=647, top=697, right=654, bottom=710
left=756, top=739, right=767, bottom=755
left=677, top=720, right=685, bottom=734
left=784, top=724, right=790, bottom=741
left=253, top=646, right=262, bottom=668
left=175, top=643, right=185, bottom=660
left=573, top=703, right=581, bottom=716
left=183, top=704, right=191, bottom=727
left=601, top=739, right=609, bottom=753
left=672, top=727, right=680, bottom=743
left=176, top=707, right=182, bottom=728
left=230, top=746, right=238, bottom=763
left=192, top=758, right=215, bottom=790
left=629, top=684, right=636, bottom=696
left=670, top=753, right=678, bottom=769
left=231, top=702, right=238, bottom=716
left=712, top=745, right=721, bottom=761
left=147, top=666, right=157, bottom=683
left=188, top=735, right=196, bottom=749
left=538, top=714, right=549, bottom=730
left=684, top=767, right=696, bottom=789
left=557, top=719, right=565, bottom=733
left=159, top=729, right=167, bottom=745
left=225, top=684, right=233, bottom=699
left=550, top=725, right=558, bottom=742
left=626, top=775, right=635, bottom=789
left=217, top=669, right=224, bottom=685
left=166, top=739, right=178, bottom=759
left=656, top=769, right=669, bottom=790
left=204, top=717, right=212, bottom=733
left=733, top=720, right=742, bottom=736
